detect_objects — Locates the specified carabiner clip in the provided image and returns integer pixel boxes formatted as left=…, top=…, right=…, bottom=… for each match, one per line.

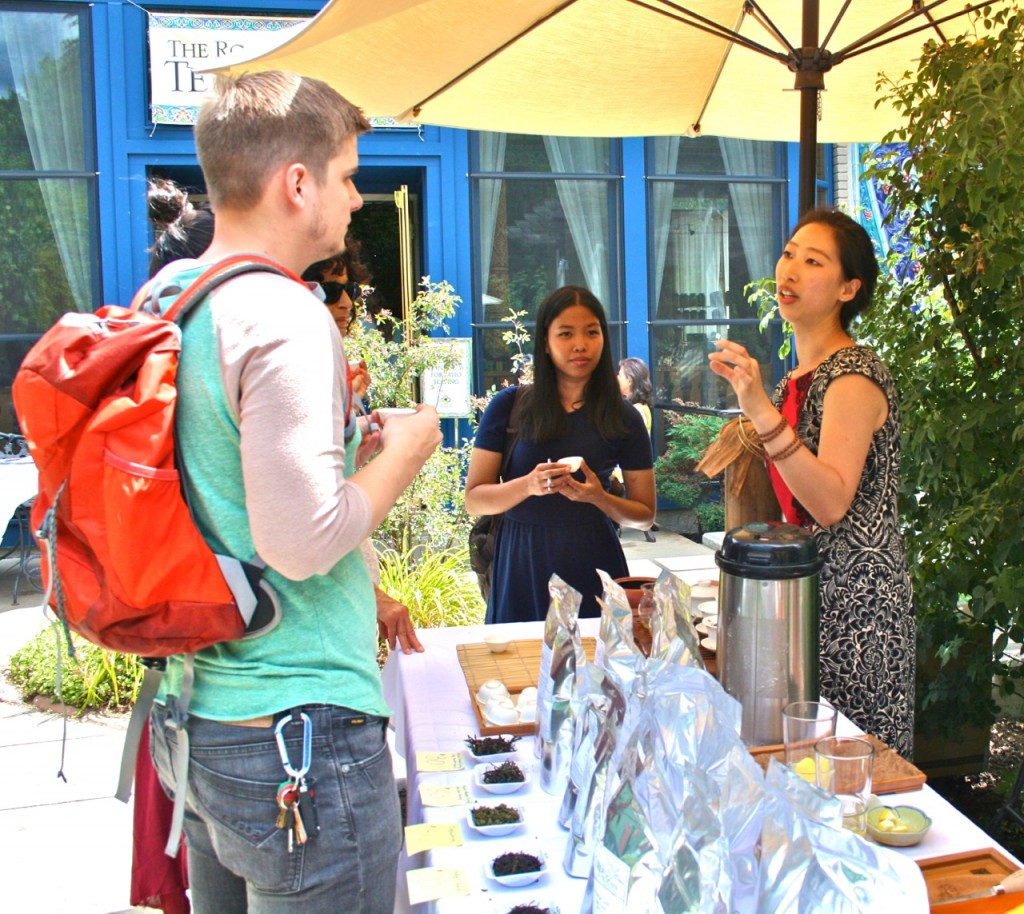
left=274, top=710, right=313, bottom=781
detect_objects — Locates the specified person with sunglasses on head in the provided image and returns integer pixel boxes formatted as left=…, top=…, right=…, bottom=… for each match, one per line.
left=305, top=241, right=371, bottom=397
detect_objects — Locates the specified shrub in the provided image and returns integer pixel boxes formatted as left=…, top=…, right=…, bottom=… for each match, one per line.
left=654, top=412, right=725, bottom=516
left=8, top=626, right=143, bottom=713
left=376, top=545, right=485, bottom=630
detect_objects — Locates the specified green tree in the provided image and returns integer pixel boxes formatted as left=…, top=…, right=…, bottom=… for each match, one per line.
left=862, top=5, right=1024, bottom=730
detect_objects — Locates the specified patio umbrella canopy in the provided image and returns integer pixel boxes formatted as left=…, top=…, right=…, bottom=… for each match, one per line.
left=215, top=0, right=1015, bottom=210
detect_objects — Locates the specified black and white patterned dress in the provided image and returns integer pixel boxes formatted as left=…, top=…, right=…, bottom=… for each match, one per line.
left=771, top=346, right=915, bottom=756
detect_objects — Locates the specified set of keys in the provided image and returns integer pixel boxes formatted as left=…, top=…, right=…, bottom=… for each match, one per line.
left=275, top=777, right=318, bottom=852
left=274, top=710, right=320, bottom=853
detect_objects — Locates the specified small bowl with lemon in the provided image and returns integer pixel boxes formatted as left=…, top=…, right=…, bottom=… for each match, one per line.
left=866, top=804, right=932, bottom=847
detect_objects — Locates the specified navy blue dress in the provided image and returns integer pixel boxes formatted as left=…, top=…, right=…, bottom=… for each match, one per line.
left=474, top=386, right=653, bottom=623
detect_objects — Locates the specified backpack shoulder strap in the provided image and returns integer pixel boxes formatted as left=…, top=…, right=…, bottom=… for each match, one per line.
left=139, top=254, right=306, bottom=324
left=499, top=386, right=525, bottom=482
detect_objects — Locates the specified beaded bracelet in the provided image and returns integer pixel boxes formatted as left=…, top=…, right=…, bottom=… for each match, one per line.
left=769, top=434, right=803, bottom=464
left=758, top=415, right=789, bottom=444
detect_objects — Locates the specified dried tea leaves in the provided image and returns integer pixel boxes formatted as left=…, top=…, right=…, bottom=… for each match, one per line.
left=470, top=803, right=522, bottom=826
left=492, top=851, right=543, bottom=876
left=465, top=734, right=521, bottom=755
left=482, top=760, right=525, bottom=784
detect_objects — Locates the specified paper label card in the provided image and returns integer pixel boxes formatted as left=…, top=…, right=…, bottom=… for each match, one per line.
left=416, top=751, right=465, bottom=772
left=406, top=867, right=471, bottom=905
left=419, top=783, right=472, bottom=807
left=404, top=822, right=463, bottom=855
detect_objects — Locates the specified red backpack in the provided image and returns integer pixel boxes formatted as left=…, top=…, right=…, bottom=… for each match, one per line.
left=12, top=255, right=306, bottom=656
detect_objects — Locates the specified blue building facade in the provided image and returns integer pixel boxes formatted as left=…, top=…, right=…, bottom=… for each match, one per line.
left=0, top=0, right=831, bottom=443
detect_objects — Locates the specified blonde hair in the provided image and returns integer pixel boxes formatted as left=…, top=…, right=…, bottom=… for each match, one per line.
left=196, top=71, right=370, bottom=210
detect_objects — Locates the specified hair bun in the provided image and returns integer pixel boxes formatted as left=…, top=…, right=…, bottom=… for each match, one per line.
left=147, top=178, right=191, bottom=228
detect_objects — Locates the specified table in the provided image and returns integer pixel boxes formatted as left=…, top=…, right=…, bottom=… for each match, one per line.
left=0, top=454, right=40, bottom=602
left=383, top=620, right=1021, bottom=914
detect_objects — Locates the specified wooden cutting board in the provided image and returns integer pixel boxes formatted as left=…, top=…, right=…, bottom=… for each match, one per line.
left=746, top=732, right=927, bottom=794
left=917, top=848, right=1022, bottom=910
left=456, top=638, right=596, bottom=736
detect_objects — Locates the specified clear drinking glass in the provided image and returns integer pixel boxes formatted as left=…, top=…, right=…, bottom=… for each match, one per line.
left=814, top=735, right=875, bottom=835
left=782, top=700, right=837, bottom=779
left=637, top=582, right=655, bottom=623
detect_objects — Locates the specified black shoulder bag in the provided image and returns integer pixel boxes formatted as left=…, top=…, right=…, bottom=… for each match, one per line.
left=468, top=389, right=523, bottom=602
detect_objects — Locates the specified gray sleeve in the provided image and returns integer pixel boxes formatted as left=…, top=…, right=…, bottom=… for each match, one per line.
left=210, top=274, right=373, bottom=580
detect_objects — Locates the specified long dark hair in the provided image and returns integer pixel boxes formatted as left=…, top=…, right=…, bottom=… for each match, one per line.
left=791, top=207, right=878, bottom=331
left=618, top=357, right=653, bottom=409
left=518, top=285, right=630, bottom=443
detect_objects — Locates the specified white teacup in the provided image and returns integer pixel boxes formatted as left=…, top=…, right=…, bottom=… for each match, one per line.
left=557, top=455, right=583, bottom=473
left=517, top=686, right=538, bottom=706
left=484, top=698, right=519, bottom=725
left=476, top=679, right=509, bottom=704
left=376, top=407, right=417, bottom=420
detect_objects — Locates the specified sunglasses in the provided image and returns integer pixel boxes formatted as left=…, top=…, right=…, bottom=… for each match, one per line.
left=321, top=280, right=362, bottom=305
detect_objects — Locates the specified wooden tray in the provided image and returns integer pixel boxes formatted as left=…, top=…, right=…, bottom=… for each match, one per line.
left=917, top=848, right=1022, bottom=910
left=456, top=638, right=597, bottom=736
left=748, top=732, right=927, bottom=794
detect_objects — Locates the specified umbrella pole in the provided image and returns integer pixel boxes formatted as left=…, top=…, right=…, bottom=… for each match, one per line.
left=798, top=0, right=820, bottom=216
left=798, top=89, right=818, bottom=216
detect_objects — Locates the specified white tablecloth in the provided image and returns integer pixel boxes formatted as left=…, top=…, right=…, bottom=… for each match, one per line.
left=0, top=456, right=37, bottom=530
left=383, top=621, right=1020, bottom=914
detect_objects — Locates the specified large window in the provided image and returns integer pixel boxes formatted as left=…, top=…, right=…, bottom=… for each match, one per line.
left=0, top=4, right=97, bottom=433
left=648, top=136, right=787, bottom=413
left=471, top=133, right=622, bottom=392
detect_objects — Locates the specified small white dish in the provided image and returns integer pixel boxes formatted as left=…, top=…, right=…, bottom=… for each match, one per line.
left=484, top=634, right=510, bottom=653
left=690, top=583, right=719, bottom=600
left=698, top=600, right=718, bottom=616
left=467, top=747, right=519, bottom=764
left=557, top=455, right=583, bottom=473
left=476, top=679, right=509, bottom=703
left=700, top=635, right=717, bottom=652
left=484, top=698, right=519, bottom=725
left=486, top=854, right=547, bottom=887
left=465, top=805, right=525, bottom=837
left=475, top=763, right=528, bottom=794
left=696, top=621, right=717, bottom=636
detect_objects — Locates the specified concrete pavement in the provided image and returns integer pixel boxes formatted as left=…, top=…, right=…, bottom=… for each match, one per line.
left=0, top=528, right=717, bottom=914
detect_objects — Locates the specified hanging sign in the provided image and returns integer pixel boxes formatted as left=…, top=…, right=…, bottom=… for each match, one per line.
left=148, top=14, right=305, bottom=125
left=147, top=13, right=415, bottom=128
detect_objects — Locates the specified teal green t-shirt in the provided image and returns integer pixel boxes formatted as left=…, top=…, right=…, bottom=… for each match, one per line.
left=158, top=268, right=388, bottom=721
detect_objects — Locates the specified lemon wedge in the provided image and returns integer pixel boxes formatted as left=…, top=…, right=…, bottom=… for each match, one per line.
left=793, top=757, right=817, bottom=782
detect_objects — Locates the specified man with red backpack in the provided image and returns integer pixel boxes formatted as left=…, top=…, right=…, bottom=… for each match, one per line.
left=145, top=71, right=441, bottom=914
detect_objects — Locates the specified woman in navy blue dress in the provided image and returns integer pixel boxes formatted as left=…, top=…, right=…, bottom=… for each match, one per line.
left=466, top=286, right=656, bottom=622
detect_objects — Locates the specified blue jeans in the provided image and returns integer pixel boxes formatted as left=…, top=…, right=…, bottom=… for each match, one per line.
left=150, top=703, right=401, bottom=914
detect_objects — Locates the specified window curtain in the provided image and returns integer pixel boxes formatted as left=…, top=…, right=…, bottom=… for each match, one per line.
left=671, top=205, right=728, bottom=316
left=719, top=139, right=776, bottom=288
left=0, top=11, right=90, bottom=312
left=477, top=132, right=507, bottom=307
left=650, top=138, right=680, bottom=314
left=542, top=137, right=610, bottom=305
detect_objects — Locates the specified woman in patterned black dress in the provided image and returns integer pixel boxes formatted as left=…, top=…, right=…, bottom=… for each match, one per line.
left=708, top=208, right=914, bottom=756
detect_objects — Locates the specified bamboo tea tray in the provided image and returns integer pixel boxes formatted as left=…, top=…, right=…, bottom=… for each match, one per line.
left=748, top=732, right=927, bottom=794
left=917, top=848, right=1022, bottom=911
left=457, top=638, right=596, bottom=736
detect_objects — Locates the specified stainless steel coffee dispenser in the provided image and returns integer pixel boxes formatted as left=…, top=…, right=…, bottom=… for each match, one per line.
left=715, top=522, right=823, bottom=746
